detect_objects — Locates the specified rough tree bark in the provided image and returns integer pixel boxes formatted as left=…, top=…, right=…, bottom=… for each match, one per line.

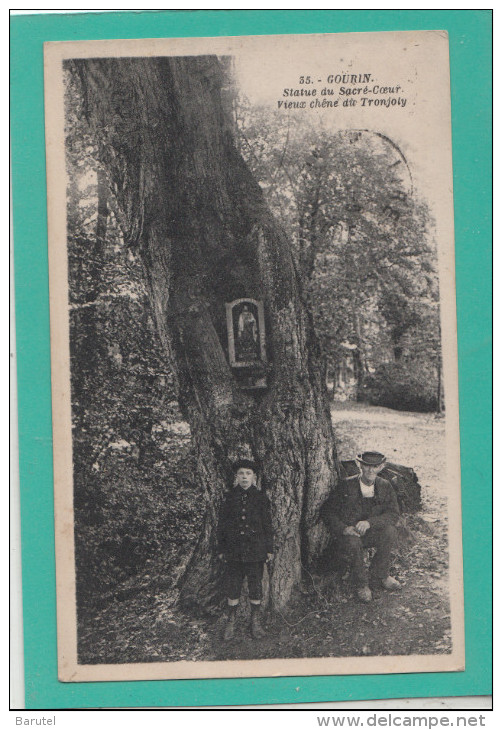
left=71, top=56, right=339, bottom=613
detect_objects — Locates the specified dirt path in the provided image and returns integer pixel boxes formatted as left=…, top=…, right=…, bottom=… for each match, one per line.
left=332, top=402, right=448, bottom=513
left=78, top=404, right=452, bottom=664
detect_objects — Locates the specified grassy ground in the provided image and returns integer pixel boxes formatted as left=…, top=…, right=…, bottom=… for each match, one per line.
left=78, top=403, right=452, bottom=664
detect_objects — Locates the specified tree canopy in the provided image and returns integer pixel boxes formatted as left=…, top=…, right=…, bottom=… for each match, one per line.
left=237, top=102, right=441, bottom=408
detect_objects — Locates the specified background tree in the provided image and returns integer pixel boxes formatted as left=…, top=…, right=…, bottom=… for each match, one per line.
left=238, top=106, right=441, bottom=408
left=67, top=56, right=339, bottom=613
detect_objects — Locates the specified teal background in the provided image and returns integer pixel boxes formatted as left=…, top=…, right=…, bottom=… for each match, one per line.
left=11, top=10, right=492, bottom=709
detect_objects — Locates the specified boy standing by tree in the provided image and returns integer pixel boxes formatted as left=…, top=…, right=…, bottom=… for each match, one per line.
left=217, top=459, right=273, bottom=641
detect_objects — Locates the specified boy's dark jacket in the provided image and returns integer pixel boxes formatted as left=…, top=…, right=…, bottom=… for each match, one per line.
left=322, top=475, right=400, bottom=539
left=217, top=485, right=273, bottom=562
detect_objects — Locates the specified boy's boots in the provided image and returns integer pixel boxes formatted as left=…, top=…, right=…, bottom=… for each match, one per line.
left=250, top=603, right=266, bottom=639
left=223, top=604, right=238, bottom=641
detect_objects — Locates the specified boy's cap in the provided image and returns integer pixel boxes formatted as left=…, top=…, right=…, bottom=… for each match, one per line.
left=356, top=451, right=386, bottom=466
left=233, top=459, right=258, bottom=473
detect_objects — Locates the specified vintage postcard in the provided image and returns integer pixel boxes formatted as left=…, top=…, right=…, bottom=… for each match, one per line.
left=44, top=31, right=464, bottom=682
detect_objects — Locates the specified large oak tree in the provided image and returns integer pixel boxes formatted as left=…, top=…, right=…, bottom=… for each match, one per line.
left=71, top=56, right=339, bottom=612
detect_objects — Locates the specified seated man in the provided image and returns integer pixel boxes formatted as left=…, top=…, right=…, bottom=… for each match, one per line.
left=323, top=451, right=401, bottom=603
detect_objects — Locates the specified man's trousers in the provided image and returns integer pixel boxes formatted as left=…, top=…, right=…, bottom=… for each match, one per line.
left=339, top=524, right=398, bottom=587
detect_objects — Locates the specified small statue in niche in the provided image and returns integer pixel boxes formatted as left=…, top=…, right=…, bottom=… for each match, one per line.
left=237, top=304, right=259, bottom=361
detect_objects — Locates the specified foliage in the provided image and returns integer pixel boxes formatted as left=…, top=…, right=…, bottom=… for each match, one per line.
left=236, top=100, right=441, bottom=409
left=360, top=359, right=440, bottom=413
left=68, top=229, right=204, bottom=604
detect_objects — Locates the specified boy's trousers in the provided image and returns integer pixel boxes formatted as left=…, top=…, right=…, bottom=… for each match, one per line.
left=226, top=560, right=264, bottom=601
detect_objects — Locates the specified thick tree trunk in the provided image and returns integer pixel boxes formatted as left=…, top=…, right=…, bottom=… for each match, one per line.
left=72, top=56, right=339, bottom=613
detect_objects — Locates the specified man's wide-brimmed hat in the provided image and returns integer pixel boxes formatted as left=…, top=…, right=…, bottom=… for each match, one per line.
left=233, top=458, right=258, bottom=473
left=356, top=451, right=386, bottom=466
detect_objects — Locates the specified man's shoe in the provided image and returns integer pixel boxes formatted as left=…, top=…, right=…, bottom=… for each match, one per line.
left=356, top=586, right=373, bottom=603
left=250, top=612, right=267, bottom=639
left=381, top=576, right=402, bottom=591
left=223, top=616, right=236, bottom=641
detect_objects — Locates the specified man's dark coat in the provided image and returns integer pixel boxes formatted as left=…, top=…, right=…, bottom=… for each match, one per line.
left=322, top=475, right=400, bottom=540
left=217, top=485, right=273, bottom=562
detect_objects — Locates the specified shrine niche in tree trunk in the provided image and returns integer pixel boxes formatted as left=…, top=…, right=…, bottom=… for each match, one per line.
left=226, top=298, right=267, bottom=389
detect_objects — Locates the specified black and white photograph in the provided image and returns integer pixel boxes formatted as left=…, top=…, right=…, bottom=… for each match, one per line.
left=44, top=31, right=464, bottom=681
